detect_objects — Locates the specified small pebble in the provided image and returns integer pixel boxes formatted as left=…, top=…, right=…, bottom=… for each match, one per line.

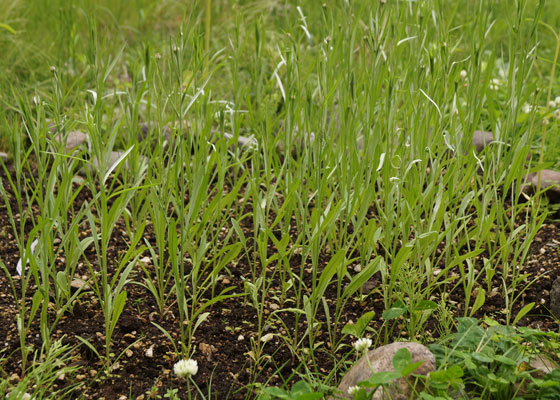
left=261, top=333, right=274, bottom=343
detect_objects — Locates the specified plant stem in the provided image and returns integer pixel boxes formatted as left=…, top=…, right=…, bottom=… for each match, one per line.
left=204, top=0, right=211, bottom=78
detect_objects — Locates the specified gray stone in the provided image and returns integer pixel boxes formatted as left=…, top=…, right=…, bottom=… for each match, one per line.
left=531, top=170, right=560, bottom=203
left=472, top=130, right=494, bottom=153
left=54, top=130, right=87, bottom=152
left=70, top=279, right=91, bottom=291
left=529, top=354, right=558, bottom=376
left=550, top=277, right=560, bottom=319
left=335, top=342, right=436, bottom=399
left=0, top=151, right=8, bottom=162
left=471, top=130, right=532, bottom=162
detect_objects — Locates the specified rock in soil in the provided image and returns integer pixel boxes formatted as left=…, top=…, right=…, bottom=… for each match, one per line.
left=531, top=170, right=560, bottom=203
left=472, top=130, right=494, bottom=153
left=54, top=130, right=88, bottom=152
left=334, top=342, right=436, bottom=400
left=550, top=276, right=560, bottom=319
left=529, top=354, right=558, bottom=377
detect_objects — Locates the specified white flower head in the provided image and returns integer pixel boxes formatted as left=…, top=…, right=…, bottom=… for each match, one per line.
left=353, top=337, right=372, bottom=353
left=174, top=359, right=198, bottom=378
left=549, top=101, right=557, bottom=109
left=489, top=78, right=500, bottom=90
left=347, top=385, right=361, bottom=395
left=459, top=70, right=467, bottom=80
left=554, top=109, right=560, bottom=120
left=555, top=96, right=560, bottom=107
left=522, top=103, right=532, bottom=114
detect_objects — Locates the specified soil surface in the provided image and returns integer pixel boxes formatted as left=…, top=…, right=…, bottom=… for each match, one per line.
left=0, top=163, right=559, bottom=399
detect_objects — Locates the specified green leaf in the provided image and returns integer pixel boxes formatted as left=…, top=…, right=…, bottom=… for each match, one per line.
left=401, top=361, right=424, bottom=377
left=470, top=288, right=486, bottom=317
left=0, top=23, right=16, bottom=34
left=382, top=307, right=406, bottom=320
left=342, top=323, right=358, bottom=337
left=412, top=300, right=438, bottom=312
left=464, top=357, right=477, bottom=370
left=494, top=354, right=517, bottom=366
left=108, top=291, right=127, bottom=339
left=342, top=311, right=376, bottom=338
left=392, top=348, right=412, bottom=373
left=447, top=364, right=464, bottom=379
left=428, top=365, right=464, bottom=383
left=313, top=250, right=345, bottom=304
left=513, top=302, right=535, bottom=325
left=359, top=371, right=401, bottom=387
left=291, top=380, right=312, bottom=394
left=76, top=335, right=102, bottom=360
left=342, top=257, right=383, bottom=298
left=471, top=352, right=493, bottom=363
left=193, top=312, right=210, bottom=334
left=351, top=389, right=368, bottom=400
left=56, top=271, right=69, bottom=296
left=295, top=393, right=323, bottom=400
left=263, top=387, right=289, bottom=398
left=29, top=290, right=43, bottom=325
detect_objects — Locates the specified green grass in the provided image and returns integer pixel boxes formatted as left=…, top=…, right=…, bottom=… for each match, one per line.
left=1, top=0, right=559, bottom=398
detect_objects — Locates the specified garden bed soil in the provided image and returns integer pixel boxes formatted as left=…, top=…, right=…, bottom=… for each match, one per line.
left=0, top=165, right=559, bottom=399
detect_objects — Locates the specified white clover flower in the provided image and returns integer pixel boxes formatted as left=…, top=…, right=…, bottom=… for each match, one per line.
left=459, top=70, right=467, bottom=80
left=489, top=78, right=500, bottom=90
left=522, top=103, right=532, bottom=114
left=353, top=337, right=372, bottom=353
left=542, top=118, right=550, bottom=126
left=347, top=385, right=361, bottom=395
left=174, top=359, right=198, bottom=378
left=549, top=101, right=557, bottom=109
left=555, top=96, right=560, bottom=107
left=554, top=109, right=560, bottom=120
